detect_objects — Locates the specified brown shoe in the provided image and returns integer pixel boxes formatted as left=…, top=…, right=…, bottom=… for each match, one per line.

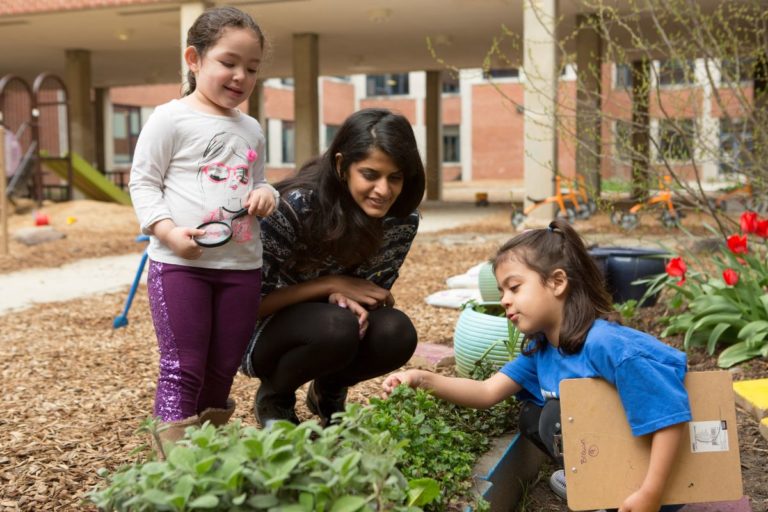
left=199, top=398, right=236, bottom=427
left=305, top=381, right=347, bottom=427
left=154, top=415, right=199, bottom=460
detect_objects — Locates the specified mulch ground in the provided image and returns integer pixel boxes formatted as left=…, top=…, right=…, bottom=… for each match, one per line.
left=0, top=200, right=766, bottom=511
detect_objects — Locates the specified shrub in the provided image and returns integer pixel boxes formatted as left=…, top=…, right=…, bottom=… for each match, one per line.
left=90, top=408, right=438, bottom=512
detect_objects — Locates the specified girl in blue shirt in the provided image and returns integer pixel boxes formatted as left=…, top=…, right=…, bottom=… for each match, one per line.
left=384, top=219, right=690, bottom=512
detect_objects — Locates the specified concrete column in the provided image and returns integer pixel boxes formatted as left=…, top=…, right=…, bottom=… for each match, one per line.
left=630, top=58, right=651, bottom=200
left=459, top=69, right=478, bottom=181
left=65, top=49, right=95, bottom=165
left=409, top=72, right=427, bottom=162
left=267, top=118, right=282, bottom=166
left=695, top=59, right=720, bottom=182
left=523, top=0, right=558, bottom=224
left=425, top=70, right=443, bottom=201
left=103, top=90, right=115, bottom=172
left=248, top=79, right=266, bottom=128
left=575, top=14, right=602, bottom=195
left=94, top=87, right=107, bottom=172
left=180, top=2, right=208, bottom=92
left=351, top=74, right=366, bottom=110
left=293, top=33, right=320, bottom=168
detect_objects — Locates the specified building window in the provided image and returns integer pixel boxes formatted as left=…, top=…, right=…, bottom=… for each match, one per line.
left=324, top=124, right=340, bottom=150
left=719, top=118, right=753, bottom=174
left=366, top=73, right=409, bottom=96
left=281, top=120, right=294, bottom=164
left=483, top=68, right=519, bottom=80
left=113, top=105, right=141, bottom=165
left=720, top=57, right=754, bottom=85
left=613, top=119, right=633, bottom=162
left=615, top=63, right=633, bottom=89
left=657, top=59, right=695, bottom=86
left=657, top=119, right=695, bottom=162
left=442, top=73, right=460, bottom=93
left=443, top=125, right=460, bottom=163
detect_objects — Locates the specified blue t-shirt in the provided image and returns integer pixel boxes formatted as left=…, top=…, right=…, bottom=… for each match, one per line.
left=499, top=319, right=691, bottom=436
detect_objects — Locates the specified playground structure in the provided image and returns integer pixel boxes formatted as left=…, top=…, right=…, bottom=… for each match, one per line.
left=610, top=174, right=681, bottom=230
left=511, top=174, right=596, bottom=228
left=710, top=179, right=766, bottom=214
left=0, top=72, right=130, bottom=207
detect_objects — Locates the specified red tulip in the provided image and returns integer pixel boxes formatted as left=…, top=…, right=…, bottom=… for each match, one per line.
left=665, top=257, right=687, bottom=286
left=756, top=219, right=768, bottom=239
left=727, top=234, right=748, bottom=255
left=740, top=211, right=758, bottom=234
left=723, top=268, right=739, bottom=286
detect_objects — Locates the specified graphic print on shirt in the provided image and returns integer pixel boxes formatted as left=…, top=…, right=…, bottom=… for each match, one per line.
left=196, top=132, right=257, bottom=243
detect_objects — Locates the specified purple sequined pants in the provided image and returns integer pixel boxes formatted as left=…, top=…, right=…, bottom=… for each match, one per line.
left=147, top=261, right=261, bottom=421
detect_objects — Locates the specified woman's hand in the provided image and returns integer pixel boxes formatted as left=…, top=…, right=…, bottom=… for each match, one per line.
left=329, top=292, right=369, bottom=339
left=246, top=187, right=277, bottom=217
left=324, top=275, right=395, bottom=309
left=381, top=370, right=423, bottom=396
left=152, top=219, right=205, bottom=260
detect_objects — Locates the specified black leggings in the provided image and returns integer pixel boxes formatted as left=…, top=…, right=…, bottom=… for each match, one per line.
left=519, top=399, right=563, bottom=465
left=247, top=302, right=418, bottom=395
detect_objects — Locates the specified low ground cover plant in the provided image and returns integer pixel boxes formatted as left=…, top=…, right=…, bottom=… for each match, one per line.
left=641, top=211, right=768, bottom=367
left=91, top=386, right=516, bottom=511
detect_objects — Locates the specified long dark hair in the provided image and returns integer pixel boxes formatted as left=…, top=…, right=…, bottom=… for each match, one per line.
left=278, top=108, right=425, bottom=267
left=492, top=218, right=613, bottom=355
left=183, top=6, right=265, bottom=96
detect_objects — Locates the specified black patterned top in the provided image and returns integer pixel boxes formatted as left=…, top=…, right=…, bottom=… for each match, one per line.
left=241, top=188, right=419, bottom=376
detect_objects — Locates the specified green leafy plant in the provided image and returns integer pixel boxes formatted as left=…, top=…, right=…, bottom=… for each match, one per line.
left=613, top=299, right=639, bottom=321
left=640, top=211, right=768, bottom=367
left=90, top=407, right=438, bottom=512
left=365, top=385, right=516, bottom=511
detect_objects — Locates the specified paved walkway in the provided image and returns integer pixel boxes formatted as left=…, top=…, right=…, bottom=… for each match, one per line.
left=0, top=203, right=510, bottom=316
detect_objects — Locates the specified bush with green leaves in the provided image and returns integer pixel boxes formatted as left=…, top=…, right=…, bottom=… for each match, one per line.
left=364, top=385, right=516, bottom=511
left=641, top=211, right=768, bottom=367
left=90, top=405, right=439, bottom=512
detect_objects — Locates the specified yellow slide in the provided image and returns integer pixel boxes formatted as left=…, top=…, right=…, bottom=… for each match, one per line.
left=43, top=152, right=131, bottom=205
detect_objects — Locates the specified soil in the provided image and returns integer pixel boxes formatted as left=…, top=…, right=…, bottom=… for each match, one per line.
left=0, top=200, right=766, bottom=511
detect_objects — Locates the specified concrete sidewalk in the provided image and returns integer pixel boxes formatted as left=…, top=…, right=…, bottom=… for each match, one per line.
left=0, top=203, right=509, bottom=316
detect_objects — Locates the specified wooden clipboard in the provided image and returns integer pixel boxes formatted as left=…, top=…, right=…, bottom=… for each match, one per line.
left=560, top=371, right=743, bottom=511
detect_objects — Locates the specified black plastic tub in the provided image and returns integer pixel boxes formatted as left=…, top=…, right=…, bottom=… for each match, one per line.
left=589, top=247, right=669, bottom=307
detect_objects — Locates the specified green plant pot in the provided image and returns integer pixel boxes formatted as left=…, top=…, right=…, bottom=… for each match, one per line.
left=478, top=262, right=502, bottom=302
left=453, top=302, right=521, bottom=377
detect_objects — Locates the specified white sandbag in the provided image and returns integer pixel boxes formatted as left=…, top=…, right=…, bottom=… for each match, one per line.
left=444, top=261, right=488, bottom=289
left=425, top=288, right=482, bottom=309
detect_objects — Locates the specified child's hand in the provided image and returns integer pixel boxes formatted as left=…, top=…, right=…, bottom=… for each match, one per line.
left=382, top=370, right=421, bottom=396
left=246, top=187, right=277, bottom=217
left=165, top=226, right=206, bottom=259
left=619, top=487, right=661, bottom=512
left=152, top=219, right=205, bottom=259
left=329, top=292, right=369, bottom=339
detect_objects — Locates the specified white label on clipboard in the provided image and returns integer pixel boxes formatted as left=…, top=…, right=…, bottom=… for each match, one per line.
left=689, top=420, right=729, bottom=453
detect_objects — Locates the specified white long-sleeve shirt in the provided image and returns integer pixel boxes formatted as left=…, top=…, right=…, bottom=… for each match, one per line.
left=130, top=99, right=274, bottom=270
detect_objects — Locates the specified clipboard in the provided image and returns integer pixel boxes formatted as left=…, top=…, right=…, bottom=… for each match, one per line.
left=560, top=371, right=743, bottom=511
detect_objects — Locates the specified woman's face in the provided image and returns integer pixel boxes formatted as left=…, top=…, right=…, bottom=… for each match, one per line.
left=341, top=148, right=404, bottom=218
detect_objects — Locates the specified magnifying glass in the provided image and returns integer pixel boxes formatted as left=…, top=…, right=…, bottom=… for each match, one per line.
left=194, top=207, right=249, bottom=248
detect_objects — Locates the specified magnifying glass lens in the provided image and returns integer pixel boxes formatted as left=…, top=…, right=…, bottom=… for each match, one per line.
left=195, top=222, right=232, bottom=247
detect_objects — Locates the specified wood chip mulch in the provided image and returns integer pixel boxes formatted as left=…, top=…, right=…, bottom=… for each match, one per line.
left=1, top=200, right=765, bottom=511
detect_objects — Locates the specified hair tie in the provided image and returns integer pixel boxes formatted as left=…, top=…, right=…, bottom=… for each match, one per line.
left=547, top=222, right=557, bottom=233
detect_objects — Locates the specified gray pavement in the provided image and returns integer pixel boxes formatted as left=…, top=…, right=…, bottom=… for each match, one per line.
left=0, top=203, right=508, bottom=316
